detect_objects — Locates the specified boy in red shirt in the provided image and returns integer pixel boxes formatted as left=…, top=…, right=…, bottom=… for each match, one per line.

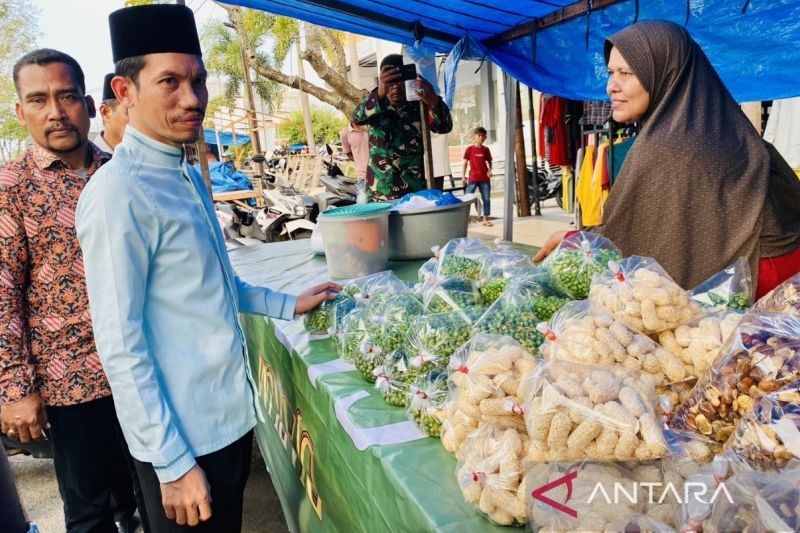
left=462, top=127, right=493, bottom=226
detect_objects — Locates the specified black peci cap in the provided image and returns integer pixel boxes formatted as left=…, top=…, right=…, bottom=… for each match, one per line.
left=109, top=4, right=202, bottom=63
left=102, top=73, right=116, bottom=101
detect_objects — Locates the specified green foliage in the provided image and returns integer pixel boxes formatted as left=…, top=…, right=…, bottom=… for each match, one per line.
left=0, top=0, right=39, bottom=162
left=278, top=108, right=347, bottom=145
left=201, top=12, right=287, bottom=111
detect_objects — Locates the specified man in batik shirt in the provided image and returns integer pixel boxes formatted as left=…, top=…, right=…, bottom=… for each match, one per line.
left=0, top=48, right=144, bottom=533
left=353, top=54, right=452, bottom=199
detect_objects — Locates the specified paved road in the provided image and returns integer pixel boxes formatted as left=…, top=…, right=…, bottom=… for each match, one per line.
left=9, top=443, right=289, bottom=533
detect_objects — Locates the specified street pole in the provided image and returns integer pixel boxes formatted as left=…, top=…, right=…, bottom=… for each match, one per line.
left=514, top=82, right=530, bottom=217
left=420, top=103, right=434, bottom=189
left=527, top=87, right=542, bottom=215
left=296, top=26, right=316, bottom=152
left=238, top=41, right=265, bottom=180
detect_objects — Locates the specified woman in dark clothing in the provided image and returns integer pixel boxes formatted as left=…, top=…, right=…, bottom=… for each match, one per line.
left=536, top=20, right=800, bottom=298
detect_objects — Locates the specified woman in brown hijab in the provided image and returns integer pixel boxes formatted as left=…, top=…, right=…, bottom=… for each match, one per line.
left=535, top=20, right=800, bottom=298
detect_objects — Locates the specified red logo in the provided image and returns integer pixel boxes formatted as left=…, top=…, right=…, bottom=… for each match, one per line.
left=531, top=470, right=578, bottom=518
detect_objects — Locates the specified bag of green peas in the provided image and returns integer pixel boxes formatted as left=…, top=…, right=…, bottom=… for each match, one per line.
left=689, top=258, right=752, bottom=311
left=374, top=349, right=414, bottom=407
left=406, top=370, right=449, bottom=438
left=421, top=276, right=482, bottom=314
left=368, top=292, right=425, bottom=354
left=434, top=238, right=493, bottom=282
left=543, top=231, right=622, bottom=300
left=405, top=311, right=477, bottom=374
left=474, top=278, right=569, bottom=355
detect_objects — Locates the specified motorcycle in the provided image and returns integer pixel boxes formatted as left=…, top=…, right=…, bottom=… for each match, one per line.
left=527, top=164, right=564, bottom=209
left=315, top=144, right=358, bottom=210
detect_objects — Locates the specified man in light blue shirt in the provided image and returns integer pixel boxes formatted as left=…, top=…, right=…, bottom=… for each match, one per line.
left=76, top=5, right=337, bottom=531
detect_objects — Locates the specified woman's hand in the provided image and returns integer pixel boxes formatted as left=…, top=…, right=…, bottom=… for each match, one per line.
left=533, top=230, right=570, bottom=263
left=295, top=282, right=342, bottom=315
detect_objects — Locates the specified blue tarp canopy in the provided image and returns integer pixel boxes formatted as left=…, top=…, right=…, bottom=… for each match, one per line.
left=203, top=129, right=251, bottom=147
left=226, top=0, right=800, bottom=102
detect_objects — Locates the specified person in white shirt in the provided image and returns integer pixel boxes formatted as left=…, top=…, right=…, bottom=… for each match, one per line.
left=94, top=73, right=128, bottom=154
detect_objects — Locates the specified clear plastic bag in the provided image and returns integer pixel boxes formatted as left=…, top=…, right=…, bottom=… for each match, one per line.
left=657, top=311, right=743, bottom=379
left=478, top=277, right=509, bottom=306
left=754, top=272, right=800, bottom=314
left=480, top=239, right=533, bottom=282
left=698, top=462, right=800, bottom=533
left=374, top=349, right=413, bottom=408
left=434, top=238, right=493, bottom=282
left=368, top=292, right=424, bottom=354
left=725, top=379, right=800, bottom=471
left=418, top=257, right=438, bottom=285
left=325, top=271, right=410, bottom=341
left=542, top=231, right=622, bottom=300
left=456, top=424, right=528, bottom=526
left=523, top=360, right=668, bottom=461
left=475, top=278, right=568, bottom=355
left=689, top=258, right=752, bottom=311
left=407, top=370, right=449, bottom=437
left=670, top=312, right=800, bottom=443
left=441, top=334, right=538, bottom=455
left=540, top=300, right=689, bottom=386
left=421, top=276, right=482, bottom=314
left=404, top=311, right=477, bottom=375
left=589, top=256, right=702, bottom=335
left=526, top=461, right=672, bottom=532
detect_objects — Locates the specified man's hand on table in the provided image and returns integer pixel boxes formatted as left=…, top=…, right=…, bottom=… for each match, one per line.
left=295, top=282, right=342, bottom=314
left=1, top=392, right=49, bottom=443
left=161, top=464, right=212, bottom=526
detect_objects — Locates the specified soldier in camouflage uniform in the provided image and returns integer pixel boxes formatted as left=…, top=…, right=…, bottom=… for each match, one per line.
left=353, top=54, right=453, bottom=199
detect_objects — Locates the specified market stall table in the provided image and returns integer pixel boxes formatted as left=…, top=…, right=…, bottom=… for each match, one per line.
left=231, top=240, right=537, bottom=532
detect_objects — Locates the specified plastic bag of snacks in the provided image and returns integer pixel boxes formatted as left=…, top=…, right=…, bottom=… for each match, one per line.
left=725, top=380, right=800, bottom=471
left=695, top=461, right=800, bottom=533
left=658, top=312, right=743, bottom=379
left=404, top=311, right=476, bottom=374
left=373, top=349, right=413, bottom=408
left=589, top=256, right=701, bottom=335
left=478, top=277, right=509, bottom=307
left=753, top=272, right=800, bottom=314
left=303, top=284, right=360, bottom=336
left=434, top=238, right=493, bottom=282
left=689, top=258, right=752, bottom=311
left=456, top=424, right=527, bottom=526
left=441, top=334, right=538, bottom=455
left=418, top=257, right=438, bottom=285
left=421, top=276, right=481, bottom=314
left=407, top=370, right=449, bottom=437
left=326, top=271, right=410, bottom=340
left=523, top=360, right=668, bottom=461
left=474, top=278, right=568, bottom=355
left=480, top=239, right=531, bottom=281
left=526, top=461, right=673, bottom=532
left=368, top=292, right=424, bottom=354
left=540, top=300, right=688, bottom=386
left=542, top=231, right=622, bottom=300
left=670, top=312, right=800, bottom=443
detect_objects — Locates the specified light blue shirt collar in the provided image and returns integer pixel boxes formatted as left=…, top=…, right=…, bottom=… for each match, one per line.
left=122, top=125, right=184, bottom=168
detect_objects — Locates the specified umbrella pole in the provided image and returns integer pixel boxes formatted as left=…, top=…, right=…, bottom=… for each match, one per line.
left=420, top=102, right=434, bottom=189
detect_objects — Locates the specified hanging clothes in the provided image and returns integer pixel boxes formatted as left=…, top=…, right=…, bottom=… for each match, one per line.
left=579, top=100, right=612, bottom=127
left=538, top=95, right=570, bottom=167
left=575, top=144, right=610, bottom=227
left=764, top=97, right=800, bottom=173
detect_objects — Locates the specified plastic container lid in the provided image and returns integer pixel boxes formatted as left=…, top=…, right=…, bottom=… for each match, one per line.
left=319, top=202, right=393, bottom=218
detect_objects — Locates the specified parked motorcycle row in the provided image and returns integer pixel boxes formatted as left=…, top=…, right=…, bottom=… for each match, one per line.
left=217, top=145, right=566, bottom=248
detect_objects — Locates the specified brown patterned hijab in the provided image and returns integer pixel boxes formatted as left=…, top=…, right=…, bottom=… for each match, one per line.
left=600, top=20, right=800, bottom=289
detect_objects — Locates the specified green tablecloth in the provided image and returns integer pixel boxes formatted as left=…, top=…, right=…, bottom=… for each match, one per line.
left=231, top=240, right=537, bottom=532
